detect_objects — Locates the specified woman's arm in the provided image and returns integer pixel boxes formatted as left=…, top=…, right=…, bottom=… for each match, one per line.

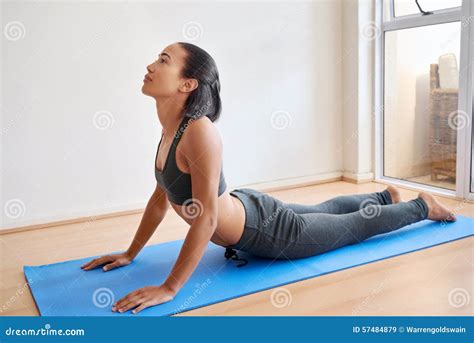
left=81, top=184, right=169, bottom=272
left=162, top=122, right=222, bottom=294
left=126, top=184, right=170, bottom=259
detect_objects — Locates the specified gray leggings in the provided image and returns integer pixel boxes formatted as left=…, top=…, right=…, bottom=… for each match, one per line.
left=226, top=188, right=429, bottom=259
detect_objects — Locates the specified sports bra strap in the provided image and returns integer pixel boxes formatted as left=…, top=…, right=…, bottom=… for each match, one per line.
left=172, top=115, right=192, bottom=147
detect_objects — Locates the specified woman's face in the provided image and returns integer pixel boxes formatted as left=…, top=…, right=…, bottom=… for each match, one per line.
left=141, top=43, right=189, bottom=98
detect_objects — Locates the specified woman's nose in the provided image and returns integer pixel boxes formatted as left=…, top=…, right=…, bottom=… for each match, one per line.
left=146, top=65, right=153, bottom=73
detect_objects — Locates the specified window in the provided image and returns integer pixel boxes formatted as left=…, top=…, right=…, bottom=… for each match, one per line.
left=376, top=0, right=473, bottom=199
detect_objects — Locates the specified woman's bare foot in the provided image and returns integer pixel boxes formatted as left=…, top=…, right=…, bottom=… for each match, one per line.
left=418, top=192, right=456, bottom=222
left=386, top=185, right=401, bottom=204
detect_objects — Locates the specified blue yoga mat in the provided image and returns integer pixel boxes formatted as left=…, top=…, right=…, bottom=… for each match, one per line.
left=24, top=215, right=473, bottom=316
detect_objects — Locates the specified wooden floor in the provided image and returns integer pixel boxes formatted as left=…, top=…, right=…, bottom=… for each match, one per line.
left=1, top=181, right=472, bottom=316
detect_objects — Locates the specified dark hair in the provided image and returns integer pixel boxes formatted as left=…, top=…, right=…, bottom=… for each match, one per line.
left=177, top=42, right=222, bottom=122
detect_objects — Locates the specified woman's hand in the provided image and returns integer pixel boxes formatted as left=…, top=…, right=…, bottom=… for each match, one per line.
left=112, top=285, right=176, bottom=314
left=80, top=253, right=133, bottom=272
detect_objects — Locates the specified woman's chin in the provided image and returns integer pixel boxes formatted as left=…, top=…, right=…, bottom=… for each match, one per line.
left=141, top=85, right=150, bottom=95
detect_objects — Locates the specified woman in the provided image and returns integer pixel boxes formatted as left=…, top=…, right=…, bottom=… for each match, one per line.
left=81, top=42, right=456, bottom=314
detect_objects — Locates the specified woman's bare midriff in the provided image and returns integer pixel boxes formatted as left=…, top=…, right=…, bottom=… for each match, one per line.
left=170, top=190, right=246, bottom=247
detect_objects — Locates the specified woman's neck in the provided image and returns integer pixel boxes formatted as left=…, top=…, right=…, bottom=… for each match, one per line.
left=155, top=97, right=185, bottom=136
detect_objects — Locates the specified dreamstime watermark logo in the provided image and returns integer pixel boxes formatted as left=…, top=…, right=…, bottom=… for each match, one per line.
left=172, top=278, right=212, bottom=315
left=4, top=199, right=26, bottom=219
left=352, top=270, right=394, bottom=315
left=372, top=104, right=384, bottom=118
left=4, top=323, right=85, bottom=336
left=1, top=112, right=23, bottom=137
left=93, top=110, right=114, bottom=130
left=440, top=200, right=466, bottom=227
left=359, top=199, right=382, bottom=219
left=461, top=15, right=474, bottom=28
left=182, top=21, right=203, bottom=41
left=448, top=110, right=469, bottom=131
left=360, top=21, right=381, bottom=41
left=182, top=198, right=204, bottom=219
left=448, top=288, right=470, bottom=308
left=337, top=128, right=361, bottom=154
left=4, top=21, right=26, bottom=41
left=270, top=110, right=292, bottom=130
left=262, top=206, right=283, bottom=227
left=92, top=287, right=115, bottom=308
left=189, top=100, right=212, bottom=120
left=0, top=279, right=34, bottom=314
left=175, top=101, right=212, bottom=139
left=83, top=215, right=100, bottom=230
left=270, top=287, right=292, bottom=308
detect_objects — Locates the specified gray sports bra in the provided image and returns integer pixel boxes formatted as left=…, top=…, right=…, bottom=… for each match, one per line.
left=154, top=115, right=227, bottom=206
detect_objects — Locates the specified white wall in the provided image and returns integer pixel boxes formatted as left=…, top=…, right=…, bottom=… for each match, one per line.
left=1, top=0, right=343, bottom=229
left=341, top=0, right=375, bottom=181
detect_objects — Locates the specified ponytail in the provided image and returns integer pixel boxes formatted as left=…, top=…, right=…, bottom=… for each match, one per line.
left=178, top=42, right=222, bottom=122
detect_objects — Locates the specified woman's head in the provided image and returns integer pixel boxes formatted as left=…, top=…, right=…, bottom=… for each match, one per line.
left=142, top=42, right=221, bottom=122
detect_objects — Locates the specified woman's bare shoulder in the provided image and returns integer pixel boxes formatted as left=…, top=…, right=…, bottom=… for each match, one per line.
left=184, top=116, right=221, bottom=146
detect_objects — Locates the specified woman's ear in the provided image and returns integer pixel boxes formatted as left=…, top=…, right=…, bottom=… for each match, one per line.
left=179, top=79, right=199, bottom=93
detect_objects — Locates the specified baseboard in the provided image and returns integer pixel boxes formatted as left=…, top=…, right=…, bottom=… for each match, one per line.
left=232, top=171, right=344, bottom=193
left=0, top=171, right=344, bottom=235
left=374, top=178, right=474, bottom=203
left=341, top=171, right=374, bottom=184
left=0, top=205, right=148, bottom=235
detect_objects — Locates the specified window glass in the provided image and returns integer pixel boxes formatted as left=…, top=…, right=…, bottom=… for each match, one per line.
left=384, top=22, right=461, bottom=190
left=394, top=0, right=462, bottom=17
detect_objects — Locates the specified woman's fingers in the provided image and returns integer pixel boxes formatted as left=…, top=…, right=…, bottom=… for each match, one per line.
left=113, top=291, right=140, bottom=310
left=81, top=256, right=113, bottom=270
left=103, top=260, right=122, bottom=272
left=82, top=258, right=103, bottom=270
left=81, top=254, right=131, bottom=271
left=113, top=296, right=141, bottom=312
left=118, top=298, right=143, bottom=313
left=132, top=302, right=150, bottom=314
left=80, top=259, right=98, bottom=270
left=80, top=258, right=96, bottom=269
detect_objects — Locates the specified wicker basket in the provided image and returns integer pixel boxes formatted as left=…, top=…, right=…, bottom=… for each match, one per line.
left=429, top=64, right=458, bottom=181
